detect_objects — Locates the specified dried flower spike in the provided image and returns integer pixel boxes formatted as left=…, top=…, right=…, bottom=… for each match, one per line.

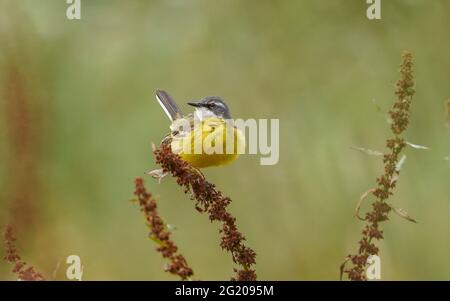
left=3, top=224, right=46, bottom=281
left=133, top=177, right=194, bottom=280
left=342, top=51, right=415, bottom=281
left=153, top=141, right=257, bottom=281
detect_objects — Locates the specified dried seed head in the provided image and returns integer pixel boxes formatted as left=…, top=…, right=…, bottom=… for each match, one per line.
left=153, top=141, right=257, bottom=281
left=3, top=225, right=46, bottom=281
left=343, top=52, right=415, bottom=281
left=134, top=177, right=194, bottom=280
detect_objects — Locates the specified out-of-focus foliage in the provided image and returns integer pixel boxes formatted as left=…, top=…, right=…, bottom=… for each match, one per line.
left=1, top=0, right=450, bottom=280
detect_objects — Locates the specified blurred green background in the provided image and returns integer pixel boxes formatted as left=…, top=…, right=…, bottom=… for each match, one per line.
left=1, top=0, right=450, bottom=280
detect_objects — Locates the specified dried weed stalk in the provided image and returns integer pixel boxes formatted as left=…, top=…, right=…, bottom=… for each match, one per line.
left=133, top=177, right=194, bottom=280
left=153, top=142, right=257, bottom=281
left=3, top=224, right=45, bottom=281
left=342, top=51, right=415, bottom=280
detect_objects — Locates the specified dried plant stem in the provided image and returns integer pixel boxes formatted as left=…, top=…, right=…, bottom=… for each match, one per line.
left=3, top=60, right=42, bottom=236
left=153, top=142, right=257, bottom=281
left=133, top=177, right=194, bottom=280
left=3, top=224, right=45, bottom=281
left=342, top=51, right=415, bottom=281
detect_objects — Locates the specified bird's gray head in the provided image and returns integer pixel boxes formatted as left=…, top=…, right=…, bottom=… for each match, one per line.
left=188, top=96, right=231, bottom=119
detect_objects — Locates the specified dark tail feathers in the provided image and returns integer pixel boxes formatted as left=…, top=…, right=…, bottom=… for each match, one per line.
left=155, top=89, right=183, bottom=121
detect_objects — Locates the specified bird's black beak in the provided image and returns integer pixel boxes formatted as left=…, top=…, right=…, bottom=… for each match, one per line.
left=187, top=101, right=202, bottom=108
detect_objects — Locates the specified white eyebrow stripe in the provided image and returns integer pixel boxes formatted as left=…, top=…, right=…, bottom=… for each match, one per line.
left=212, top=101, right=227, bottom=110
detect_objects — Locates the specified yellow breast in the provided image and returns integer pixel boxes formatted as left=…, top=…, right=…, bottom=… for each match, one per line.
left=171, top=117, right=245, bottom=168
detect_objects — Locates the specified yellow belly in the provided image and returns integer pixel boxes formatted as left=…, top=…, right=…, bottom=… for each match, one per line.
left=172, top=118, right=245, bottom=168
left=181, top=152, right=239, bottom=168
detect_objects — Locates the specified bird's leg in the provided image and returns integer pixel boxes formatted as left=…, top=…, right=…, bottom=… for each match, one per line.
left=146, top=168, right=168, bottom=184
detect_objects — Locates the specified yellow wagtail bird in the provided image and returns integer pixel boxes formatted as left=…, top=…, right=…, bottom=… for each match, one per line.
left=155, top=89, right=245, bottom=168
